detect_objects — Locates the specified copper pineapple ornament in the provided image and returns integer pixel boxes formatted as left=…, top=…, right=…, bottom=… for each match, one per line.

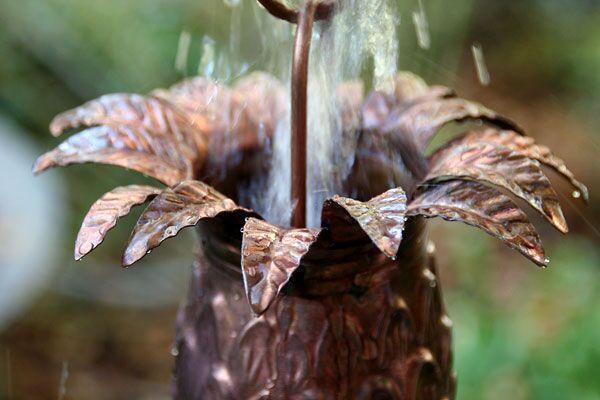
left=33, top=1, right=587, bottom=399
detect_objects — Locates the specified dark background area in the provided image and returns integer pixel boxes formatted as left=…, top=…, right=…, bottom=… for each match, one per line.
left=0, top=0, right=598, bottom=399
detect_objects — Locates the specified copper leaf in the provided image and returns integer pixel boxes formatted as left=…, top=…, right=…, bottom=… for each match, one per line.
left=385, top=97, right=522, bottom=149
left=426, top=142, right=568, bottom=233
left=452, top=128, right=589, bottom=203
left=33, top=125, right=197, bottom=186
left=241, top=218, right=320, bottom=315
left=408, top=180, right=547, bottom=266
left=123, top=180, right=254, bottom=266
left=75, top=185, right=161, bottom=261
left=322, top=187, right=407, bottom=258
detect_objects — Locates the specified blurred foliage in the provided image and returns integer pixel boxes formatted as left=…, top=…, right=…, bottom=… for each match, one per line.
left=0, top=0, right=598, bottom=399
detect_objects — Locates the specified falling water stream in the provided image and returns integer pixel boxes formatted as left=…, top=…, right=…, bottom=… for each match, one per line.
left=248, top=0, right=400, bottom=227
left=194, top=0, right=401, bottom=227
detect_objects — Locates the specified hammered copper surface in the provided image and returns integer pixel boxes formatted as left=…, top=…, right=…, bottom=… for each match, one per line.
left=450, top=128, right=589, bottom=202
left=426, top=142, right=568, bottom=233
left=34, top=67, right=586, bottom=399
left=408, top=180, right=547, bottom=266
left=74, top=185, right=162, bottom=260
left=123, top=180, right=256, bottom=266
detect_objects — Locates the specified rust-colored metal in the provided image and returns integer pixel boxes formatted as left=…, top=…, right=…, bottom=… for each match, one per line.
left=256, top=0, right=335, bottom=23
left=33, top=7, right=587, bottom=396
left=408, top=180, right=547, bottom=266
left=290, top=1, right=316, bottom=228
left=74, top=185, right=162, bottom=261
left=426, top=141, right=568, bottom=233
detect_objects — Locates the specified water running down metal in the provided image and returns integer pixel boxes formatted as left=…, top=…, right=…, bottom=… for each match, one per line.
left=257, top=0, right=335, bottom=227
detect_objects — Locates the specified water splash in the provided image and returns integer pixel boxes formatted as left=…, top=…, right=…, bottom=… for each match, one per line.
left=254, top=0, right=399, bottom=227
left=471, top=42, right=491, bottom=86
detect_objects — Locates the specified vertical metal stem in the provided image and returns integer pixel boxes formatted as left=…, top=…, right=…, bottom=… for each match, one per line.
left=290, top=1, right=316, bottom=228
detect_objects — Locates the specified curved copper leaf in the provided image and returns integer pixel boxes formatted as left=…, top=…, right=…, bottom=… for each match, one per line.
left=453, top=128, right=589, bottom=203
left=385, top=97, right=522, bottom=149
left=123, top=180, right=254, bottom=266
left=241, top=218, right=320, bottom=315
left=426, top=142, right=568, bottom=233
left=408, top=180, right=547, bottom=266
left=362, top=73, right=454, bottom=132
left=154, top=73, right=286, bottom=152
left=322, top=188, right=407, bottom=258
left=33, top=125, right=196, bottom=186
left=75, top=185, right=161, bottom=261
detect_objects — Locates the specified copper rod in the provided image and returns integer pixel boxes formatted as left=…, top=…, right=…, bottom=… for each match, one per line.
left=290, top=1, right=316, bottom=228
left=256, top=0, right=334, bottom=23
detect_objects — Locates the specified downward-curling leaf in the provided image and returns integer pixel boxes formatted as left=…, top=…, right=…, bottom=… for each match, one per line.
left=408, top=180, right=547, bottom=266
left=322, top=188, right=407, bottom=258
left=362, top=72, right=454, bottom=131
left=453, top=128, right=589, bottom=203
left=36, top=94, right=205, bottom=186
left=75, top=185, right=161, bottom=260
left=385, top=97, right=522, bottom=149
left=426, top=142, right=568, bottom=233
left=33, top=125, right=196, bottom=186
left=241, top=218, right=320, bottom=315
left=123, top=180, right=253, bottom=266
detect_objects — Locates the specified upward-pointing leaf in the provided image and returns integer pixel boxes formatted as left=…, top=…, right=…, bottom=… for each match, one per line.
left=75, top=185, right=162, bottom=260
left=123, top=181, right=255, bottom=266
left=426, top=142, right=568, bottom=233
left=408, top=180, right=547, bottom=266
left=322, top=188, right=407, bottom=258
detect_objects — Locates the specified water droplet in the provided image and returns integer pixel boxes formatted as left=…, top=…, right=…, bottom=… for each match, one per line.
left=198, top=36, right=216, bottom=78
left=426, top=241, right=436, bottom=254
left=412, top=0, right=430, bottom=50
left=170, top=345, right=179, bottom=356
left=544, top=258, right=550, bottom=264
left=222, top=0, right=240, bottom=8
left=471, top=42, right=491, bottom=86
left=572, top=190, right=581, bottom=199
left=58, top=361, right=69, bottom=400
left=175, top=30, right=192, bottom=74
left=78, top=242, right=94, bottom=256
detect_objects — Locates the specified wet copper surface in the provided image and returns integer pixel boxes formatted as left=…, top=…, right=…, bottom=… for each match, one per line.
left=74, top=185, right=162, bottom=260
left=33, top=68, right=587, bottom=399
left=427, top=141, right=568, bottom=233
left=449, top=128, right=589, bottom=203
left=408, top=180, right=547, bottom=266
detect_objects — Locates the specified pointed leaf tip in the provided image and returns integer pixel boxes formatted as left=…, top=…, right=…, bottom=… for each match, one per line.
left=122, top=180, right=253, bottom=267
left=74, top=185, right=162, bottom=261
left=426, top=142, right=568, bottom=234
left=322, top=187, right=407, bottom=258
left=408, top=180, right=547, bottom=266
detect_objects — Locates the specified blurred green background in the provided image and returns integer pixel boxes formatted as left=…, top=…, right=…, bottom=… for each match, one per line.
left=0, top=0, right=598, bottom=399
